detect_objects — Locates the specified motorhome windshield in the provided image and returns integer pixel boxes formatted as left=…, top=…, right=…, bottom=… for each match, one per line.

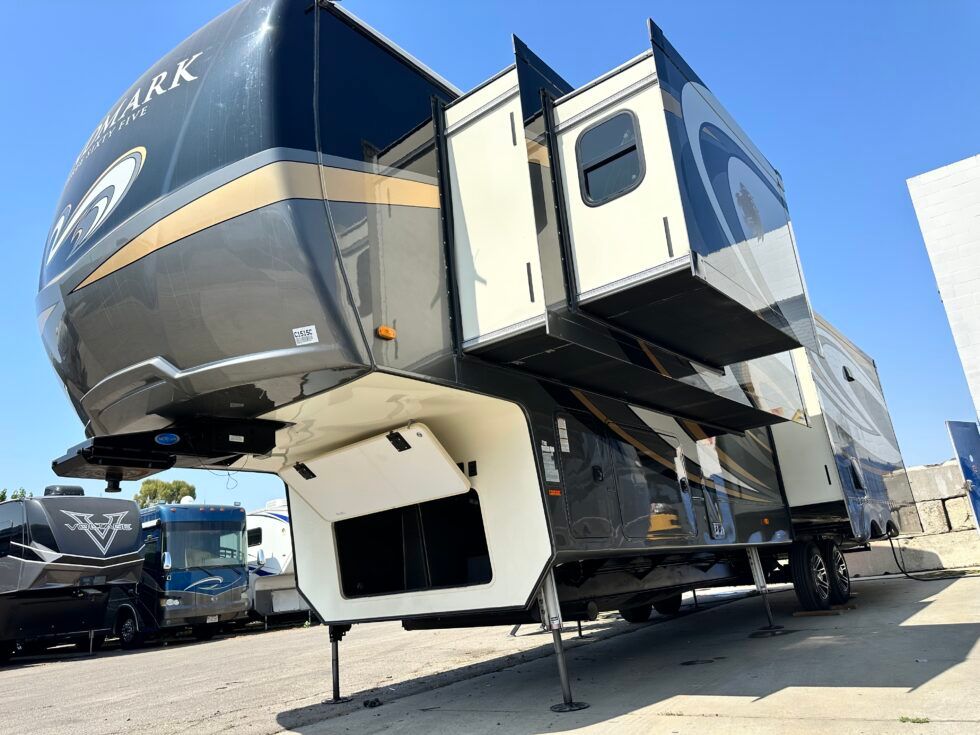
left=164, top=521, right=245, bottom=569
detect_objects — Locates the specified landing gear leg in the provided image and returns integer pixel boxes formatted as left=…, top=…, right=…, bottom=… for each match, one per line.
left=540, top=571, right=588, bottom=713
left=747, top=547, right=784, bottom=636
left=327, top=624, right=352, bottom=704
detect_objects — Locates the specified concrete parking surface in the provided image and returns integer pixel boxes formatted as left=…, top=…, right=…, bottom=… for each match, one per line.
left=2, top=575, right=977, bottom=734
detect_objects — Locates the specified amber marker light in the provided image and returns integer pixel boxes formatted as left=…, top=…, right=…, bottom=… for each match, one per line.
left=376, top=325, right=397, bottom=340
left=762, top=517, right=770, bottom=526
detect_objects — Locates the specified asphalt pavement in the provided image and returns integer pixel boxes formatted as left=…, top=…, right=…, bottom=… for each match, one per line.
left=2, top=576, right=977, bottom=735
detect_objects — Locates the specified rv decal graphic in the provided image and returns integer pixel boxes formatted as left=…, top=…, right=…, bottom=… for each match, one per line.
left=74, top=51, right=204, bottom=171
left=185, top=576, right=231, bottom=592
left=45, top=147, right=147, bottom=270
left=60, top=510, right=133, bottom=554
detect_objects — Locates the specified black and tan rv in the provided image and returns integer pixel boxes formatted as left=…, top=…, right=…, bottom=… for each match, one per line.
left=0, top=487, right=141, bottom=663
left=36, top=0, right=917, bottom=708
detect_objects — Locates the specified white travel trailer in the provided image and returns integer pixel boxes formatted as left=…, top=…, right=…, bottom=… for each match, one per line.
left=247, top=500, right=309, bottom=620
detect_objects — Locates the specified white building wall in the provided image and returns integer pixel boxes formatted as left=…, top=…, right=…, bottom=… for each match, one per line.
left=908, top=154, right=980, bottom=418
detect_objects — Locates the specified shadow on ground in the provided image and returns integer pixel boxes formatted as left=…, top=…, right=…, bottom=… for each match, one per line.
left=276, top=576, right=979, bottom=733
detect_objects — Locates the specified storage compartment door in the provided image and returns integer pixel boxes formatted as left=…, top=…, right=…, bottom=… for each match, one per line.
left=556, top=413, right=615, bottom=540
left=281, top=423, right=468, bottom=522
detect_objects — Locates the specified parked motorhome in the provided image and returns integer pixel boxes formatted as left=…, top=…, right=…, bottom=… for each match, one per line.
left=123, top=503, right=248, bottom=646
left=247, top=500, right=309, bottom=620
left=0, top=487, right=141, bottom=663
left=37, top=0, right=917, bottom=708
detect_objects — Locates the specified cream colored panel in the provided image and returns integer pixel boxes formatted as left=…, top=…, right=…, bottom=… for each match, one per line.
left=553, top=56, right=690, bottom=298
left=769, top=348, right=844, bottom=507
left=281, top=423, right=467, bottom=522
left=446, top=68, right=544, bottom=344
left=262, top=372, right=552, bottom=621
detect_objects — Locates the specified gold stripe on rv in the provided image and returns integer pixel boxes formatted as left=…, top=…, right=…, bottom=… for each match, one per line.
left=73, top=161, right=440, bottom=291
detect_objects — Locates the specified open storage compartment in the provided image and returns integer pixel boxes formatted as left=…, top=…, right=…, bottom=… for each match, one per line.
left=335, top=490, right=492, bottom=598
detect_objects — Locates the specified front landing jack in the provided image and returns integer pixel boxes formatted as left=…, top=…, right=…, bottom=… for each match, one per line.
left=326, top=624, right=353, bottom=703
left=540, top=571, right=589, bottom=713
left=746, top=547, right=785, bottom=637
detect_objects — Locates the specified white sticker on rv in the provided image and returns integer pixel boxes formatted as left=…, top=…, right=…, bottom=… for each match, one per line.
left=540, top=441, right=561, bottom=483
left=292, top=325, right=319, bottom=346
left=556, top=418, right=570, bottom=453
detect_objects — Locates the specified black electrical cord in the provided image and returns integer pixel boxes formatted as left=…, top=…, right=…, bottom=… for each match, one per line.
left=887, top=534, right=944, bottom=582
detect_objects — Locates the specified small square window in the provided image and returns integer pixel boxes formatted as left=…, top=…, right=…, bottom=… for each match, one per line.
left=576, top=111, right=644, bottom=206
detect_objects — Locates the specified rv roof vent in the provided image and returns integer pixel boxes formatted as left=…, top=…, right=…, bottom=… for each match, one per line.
left=44, top=485, right=85, bottom=497
left=179, top=495, right=195, bottom=505
left=265, top=498, right=288, bottom=510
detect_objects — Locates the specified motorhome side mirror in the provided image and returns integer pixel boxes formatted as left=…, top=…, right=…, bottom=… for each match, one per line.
left=162, top=551, right=172, bottom=571
left=256, top=549, right=266, bottom=568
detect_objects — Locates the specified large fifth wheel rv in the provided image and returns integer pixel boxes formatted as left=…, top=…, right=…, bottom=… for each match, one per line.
left=36, top=0, right=916, bottom=707
left=0, top=487, right=141, bottom=663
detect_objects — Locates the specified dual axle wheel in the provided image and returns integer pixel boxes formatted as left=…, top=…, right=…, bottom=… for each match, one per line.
left=790, top=539, right=850, bottom=611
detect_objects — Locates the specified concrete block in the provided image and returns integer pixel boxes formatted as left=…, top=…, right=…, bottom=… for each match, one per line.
left=848, top=529, right=980, bottom=576
left=907, top=461, right=967, bottom=501
left=944, top=495, right=977, bottom=532
left=917, top=499, right=950, bottom=535
left=897, top=505, right=924, bottom=534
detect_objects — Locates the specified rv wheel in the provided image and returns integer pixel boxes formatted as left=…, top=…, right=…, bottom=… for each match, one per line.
left=653, top=593, right=683, bottom=616
left=819, top=540, right=851, bottom=605
left=789, top=541, right=832, bottom=611
left=117, top=613, right=143, bottom=650
left=619, top=604, right=653, bottom=623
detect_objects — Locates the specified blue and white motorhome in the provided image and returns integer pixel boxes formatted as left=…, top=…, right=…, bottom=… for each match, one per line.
left=247, top=500, right=310, bottom=621
left=0, top=487, right=141, bottom=663
left=125, top=502, right=248, bottom=645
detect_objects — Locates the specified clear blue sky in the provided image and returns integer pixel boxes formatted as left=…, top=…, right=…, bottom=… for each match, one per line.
left=1, top=1, right=977, bottom=508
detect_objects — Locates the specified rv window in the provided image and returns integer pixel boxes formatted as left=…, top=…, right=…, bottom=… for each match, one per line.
left=849, top=458, right=866, bottom=492
left=26, top=501, right=59, bottom=551
left=143, top=531, right=160, bottom=570
left=576, top=111, right=644, bottom=206
left=247, top=527, right=262, bottom=547
left=0, top=503, right=25, bottom=556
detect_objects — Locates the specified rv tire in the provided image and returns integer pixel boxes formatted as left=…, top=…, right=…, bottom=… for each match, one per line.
left=819, top=539, right=851, bottom=605
left=619, top=604, right=652, bottom=623
left=653, top=593, right=683, bottom=616
left=790, top=540, right=832, bottom=611
left=117, top=612, right=144, bottom=649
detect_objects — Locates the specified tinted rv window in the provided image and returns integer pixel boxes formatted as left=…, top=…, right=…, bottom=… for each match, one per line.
left=26, top=502, right=59, bottom=551
left=0, top=502, right=25, bottom=555
left=576, top=111, right=643, bottom=205
left=247, top=527, right=262, bottom=547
